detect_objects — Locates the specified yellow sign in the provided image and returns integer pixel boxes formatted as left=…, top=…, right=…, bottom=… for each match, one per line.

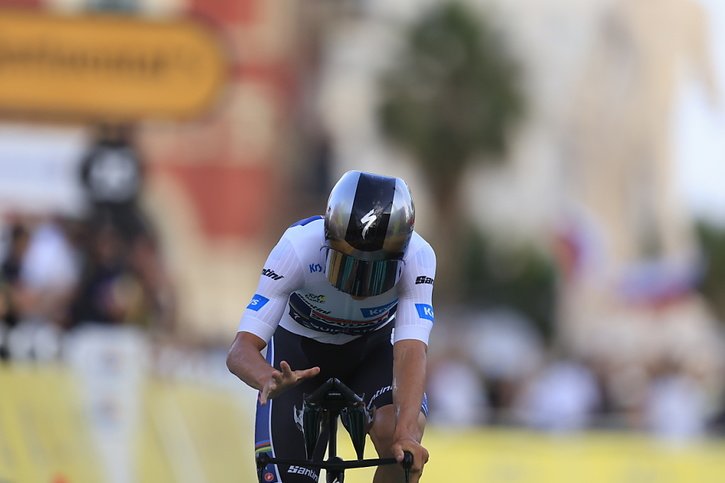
left=0, top=9, right=227, bottom=121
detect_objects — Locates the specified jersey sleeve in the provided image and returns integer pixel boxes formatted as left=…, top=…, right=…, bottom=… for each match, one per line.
left=394, top=240, right=436, bottom=345
left=237, top=234, right=303, bottom=343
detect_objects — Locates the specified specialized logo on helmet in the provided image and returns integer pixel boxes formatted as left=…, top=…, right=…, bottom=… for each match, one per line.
left=360, top=208, right=378, bottom=239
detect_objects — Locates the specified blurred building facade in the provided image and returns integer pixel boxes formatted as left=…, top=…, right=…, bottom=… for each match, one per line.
left=0, top=0, right=314, bottom=342
left=309, top=0, right=725, bottom=416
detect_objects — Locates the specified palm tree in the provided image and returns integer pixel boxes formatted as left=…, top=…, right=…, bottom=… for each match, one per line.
left=378, top=1, right=526, bottom=303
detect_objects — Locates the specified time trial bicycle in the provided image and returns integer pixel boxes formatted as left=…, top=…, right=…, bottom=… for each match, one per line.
left=255, top=377, right=413, bottom=483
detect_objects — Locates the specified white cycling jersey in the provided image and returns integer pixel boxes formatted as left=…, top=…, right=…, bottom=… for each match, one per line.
left=237, top=216, right=436, bottom=345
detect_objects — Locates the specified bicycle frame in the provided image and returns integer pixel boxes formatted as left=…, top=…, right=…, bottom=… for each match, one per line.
left=255, top=377, right=412, bottom=483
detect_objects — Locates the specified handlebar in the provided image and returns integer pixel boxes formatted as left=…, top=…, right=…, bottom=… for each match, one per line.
left=256, top=451, right=415, bottom=482
left=402, top=450, right=413, bottom=481
left=256, top=378, right=418, bottom=483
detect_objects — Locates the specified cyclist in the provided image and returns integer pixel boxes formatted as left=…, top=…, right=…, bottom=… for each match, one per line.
left=227, top=170, right=435, bottom=482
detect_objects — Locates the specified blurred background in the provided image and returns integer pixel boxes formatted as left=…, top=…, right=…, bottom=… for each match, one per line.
left=1, top=0, right=725, bottom=482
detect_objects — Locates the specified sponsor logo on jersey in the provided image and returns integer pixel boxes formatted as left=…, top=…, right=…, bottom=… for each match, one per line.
left=304, top=293, right=326, bottom=304
left=263, top=471, right=275, bottom=482
left=367, top=385, right=428, bottom=416
left=415, top=303, right=434, bottom=321
left=287, top=466, right=319, bottom=481
left=247, top=294, right=270, bottom=311
left=262, top=268, right=284, bottom=280
left=360, top=300, right=398, bottom=318
left=288, top=293, right=396, bottom=335
left=309, top=263, right=323, bottom=273
left=367, top=385, right=392, bottom=408
left=415, top=276, right=434, bottom=285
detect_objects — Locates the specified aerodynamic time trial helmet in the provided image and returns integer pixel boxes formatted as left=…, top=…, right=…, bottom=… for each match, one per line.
left=323, top=170, right=415, bottom=297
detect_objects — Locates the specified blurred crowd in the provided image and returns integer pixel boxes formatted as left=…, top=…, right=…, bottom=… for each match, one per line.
left=0, top=128, right=722, bottom=449
left=4, top=209, right=724, bottom=444
left=3, top=209, right=725, bottom=442
left=426, top=308, right=725, bottom=442
left=0, top=124, right=178, bottom=363
left=0, top=211, right=176, bottom=362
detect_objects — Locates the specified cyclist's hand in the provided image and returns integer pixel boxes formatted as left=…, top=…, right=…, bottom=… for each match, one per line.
left=259, top=360, right=320, bottom=404
left=392, top=437, right=428, bottom=482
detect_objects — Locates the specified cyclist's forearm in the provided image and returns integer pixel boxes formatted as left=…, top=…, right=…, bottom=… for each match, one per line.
left=226, top=332, right=277, bottom=391
left=392, top=339, right=427, bottom=439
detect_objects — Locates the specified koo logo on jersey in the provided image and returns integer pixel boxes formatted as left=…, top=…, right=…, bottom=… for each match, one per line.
left=415, top=304, right=434, bottom=321
left=360, top=300, right=397, bottom=318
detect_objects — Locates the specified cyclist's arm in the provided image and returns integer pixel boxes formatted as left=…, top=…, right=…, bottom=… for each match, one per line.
left=390, top=237, right=436, bottom=474
left=227, top=331, right=276, bottom=390
left=226, top=235, right=307, bottom=394
left=392, top=338, right=428, bottom=441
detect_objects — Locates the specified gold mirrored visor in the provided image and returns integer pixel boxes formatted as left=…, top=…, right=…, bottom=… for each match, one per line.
left=324, top=248, right=402, bottom=297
